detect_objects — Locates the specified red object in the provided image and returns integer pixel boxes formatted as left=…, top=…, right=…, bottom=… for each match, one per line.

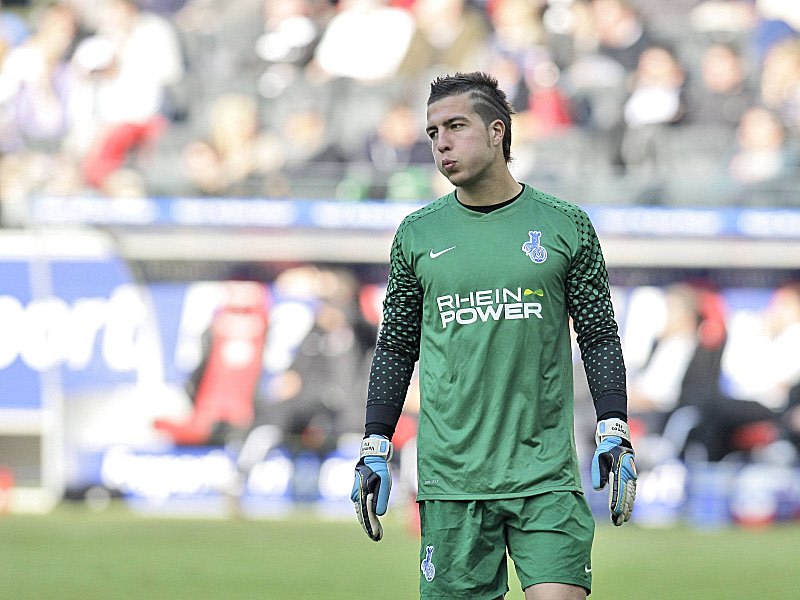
left=628, top=416, right=648, bottom=441
left=0, top=468, right=14, bottom=515
left=82, top=116, right=167, bottom=188
left=731, top=421, right=779, bottom=451
left=155, top=282, right=270, bottom=445
left=392, top=414, right=418, bottom=451
left=696, top=289, right=728, bottom=349
left=528, top=88, right=573, bottom=136
left=359, top=284, right=385, bottom=326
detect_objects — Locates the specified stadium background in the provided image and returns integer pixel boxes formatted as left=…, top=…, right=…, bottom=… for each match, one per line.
left=0, top=0, right=799, bottom=598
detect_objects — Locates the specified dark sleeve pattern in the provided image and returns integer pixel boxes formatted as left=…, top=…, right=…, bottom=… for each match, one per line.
left=565, top=207, right=628, bottom=420
left=364, top=220, right=424, bottom=437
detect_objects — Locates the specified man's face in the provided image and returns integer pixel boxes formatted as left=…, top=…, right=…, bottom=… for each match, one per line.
left=426, top=92, right=500, bottom=188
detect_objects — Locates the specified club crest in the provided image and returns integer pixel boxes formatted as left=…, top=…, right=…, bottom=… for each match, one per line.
left=522, top=230, right=548, bottom=264
left=421, top=545, right=436, bottom=582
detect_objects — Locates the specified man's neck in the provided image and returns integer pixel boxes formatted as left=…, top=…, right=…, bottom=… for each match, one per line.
left=456, top=169, right=521, bottom=206
left=457, top=184, right=524, bottom=213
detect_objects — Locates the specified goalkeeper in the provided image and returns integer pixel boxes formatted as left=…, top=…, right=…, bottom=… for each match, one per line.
left=351, top=71, right=636, bottom=600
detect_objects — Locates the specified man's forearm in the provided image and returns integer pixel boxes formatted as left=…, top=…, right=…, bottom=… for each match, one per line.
left=364, top=343, right=416, bottom=438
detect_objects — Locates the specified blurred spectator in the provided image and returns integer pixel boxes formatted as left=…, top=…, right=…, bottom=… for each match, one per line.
left=758, top=37, right=800, bottom=133
left=256, top=0, right=323, bottom=69
left=356, top=101, right=429, bottom=181
left=339, top=99, right=432, bottom=200
left=0, top=3, right=78, bottom=152
left=0, top=2, right=85, bottom=226
left=724, top=282, right=800, bottom=413
left=279, top=104, right=351, bottom=196
left=254, top=0, right=332, bottom=100
left=562, top=52, right=628, bottom=136
left=408, top=0, right=490, bottom=73
left=618, top=43, right=686, bottom=178
left=484, top=1, right=574, bottom=139
left=312, top=0, right=417, bottom=82
left=507, top=50, right=580, bottom=188
left=687, top=281, right=800, bottom=460
left=629, top=283, right=780, bottom=463
left=487, top=0, right=546, bottom=60
left=516, top=49, right=574, bottom=140
left=484, top=51, right=528, bottom=113
left=560, top=0, right=655, bottom=171
left=281, top=105, right=348, bottom=165
left=627, top=284, right=729, bottom=459
left=685, top=41, right=757, bottom=128
left=628, top=284, right=714, bottom=421
left=590, top=0, right=653, bottom=73
left=180, top=93, right=288, bottom=196
left=258, top=267, right=374, bottom=453
left=70, top=0, right=186, bottom=189
left=727, top=105, right=797, bottom=186
left=171, top=0, right=263, bottom=98
left=688, top=0, right=757, bottom=38
left=622, top=42, right=686, bottom=129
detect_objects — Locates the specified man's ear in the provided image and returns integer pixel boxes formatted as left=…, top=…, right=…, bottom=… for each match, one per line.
left=490, top=119, right=505, bottom=147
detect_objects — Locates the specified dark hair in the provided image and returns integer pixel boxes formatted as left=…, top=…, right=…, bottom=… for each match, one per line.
left=428, top=71, right=515, bottom=163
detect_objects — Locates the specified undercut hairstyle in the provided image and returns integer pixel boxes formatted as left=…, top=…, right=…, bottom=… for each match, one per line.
left=428, top=71, right=515, bottom=163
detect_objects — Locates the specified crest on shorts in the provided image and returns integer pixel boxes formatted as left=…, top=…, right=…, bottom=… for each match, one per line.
left=421, top=545, right=436, bottom=582
left=522, top=230, right=548, bottom=264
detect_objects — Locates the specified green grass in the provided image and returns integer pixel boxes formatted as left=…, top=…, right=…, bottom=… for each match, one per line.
left=0, top=503, right=798, bottom=599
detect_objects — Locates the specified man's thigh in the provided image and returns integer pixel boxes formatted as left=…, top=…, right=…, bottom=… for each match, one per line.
left=505, top=492, right=594, bottom=596
left=524, top=582, right=587, bottom=600
left=418, top=500, right=509, bottom=599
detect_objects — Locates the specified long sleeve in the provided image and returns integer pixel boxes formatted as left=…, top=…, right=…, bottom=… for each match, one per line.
left=364, top=222, right=423, bottom=438
left=566, top=211, right=628, bottom=419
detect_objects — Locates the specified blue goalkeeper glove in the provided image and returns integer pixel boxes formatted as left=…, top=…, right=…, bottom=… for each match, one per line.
left=351, top=435, right=393, bottom=542
left=592, top=418, right=637, bottom=526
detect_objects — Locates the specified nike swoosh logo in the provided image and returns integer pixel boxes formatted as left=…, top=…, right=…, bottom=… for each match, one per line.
left=429, top=246, right=456, bottom=259
left=585, top=566, right=592, bottom=573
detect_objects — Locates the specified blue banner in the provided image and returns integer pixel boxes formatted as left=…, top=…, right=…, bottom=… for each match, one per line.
left=28, top=196, right=800, bottom=239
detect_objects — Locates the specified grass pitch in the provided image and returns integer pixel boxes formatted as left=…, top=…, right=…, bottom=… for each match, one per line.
left=0, top=503, right=797, bottom=599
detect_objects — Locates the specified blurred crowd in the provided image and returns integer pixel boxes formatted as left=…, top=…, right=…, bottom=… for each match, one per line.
left=568, top=279, right=800, bottom=472
left=177, top=269, right=800, bottom=471
left=0, top=0, right=799, bottom=225
left=635, top=281, right=800, bottom=465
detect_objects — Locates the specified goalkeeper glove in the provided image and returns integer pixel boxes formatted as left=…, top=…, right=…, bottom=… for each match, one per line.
left=592, top=418, right=637, bottom=526
left=351, top=434, right=393, bottom=541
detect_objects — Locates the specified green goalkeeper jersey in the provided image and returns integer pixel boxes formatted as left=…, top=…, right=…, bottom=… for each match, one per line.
left=368, top=184, right=627, bottom=501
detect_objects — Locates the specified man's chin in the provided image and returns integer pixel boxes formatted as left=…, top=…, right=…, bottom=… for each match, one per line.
left=441, top=170, right=466, bottom=187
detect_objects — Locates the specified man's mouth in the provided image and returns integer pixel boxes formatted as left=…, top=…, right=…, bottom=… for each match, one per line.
left=441, top=159, right=456, bottom=171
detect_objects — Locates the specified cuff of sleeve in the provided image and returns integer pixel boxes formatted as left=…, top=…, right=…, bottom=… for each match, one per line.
left=365, top=403, right=402, bottom=439
left=594, top=392, right=627, bottom=422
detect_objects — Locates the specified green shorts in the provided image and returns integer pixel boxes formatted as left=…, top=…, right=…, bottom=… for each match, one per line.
left=418, top=491, right=594, bottom=599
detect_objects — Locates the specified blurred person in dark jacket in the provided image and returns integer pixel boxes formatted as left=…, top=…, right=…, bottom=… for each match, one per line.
left=618, top=43, right=687, bottom=177
left=685, top=41, right=757, bottom=129
left=259, top=267, right=375, bottom=453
